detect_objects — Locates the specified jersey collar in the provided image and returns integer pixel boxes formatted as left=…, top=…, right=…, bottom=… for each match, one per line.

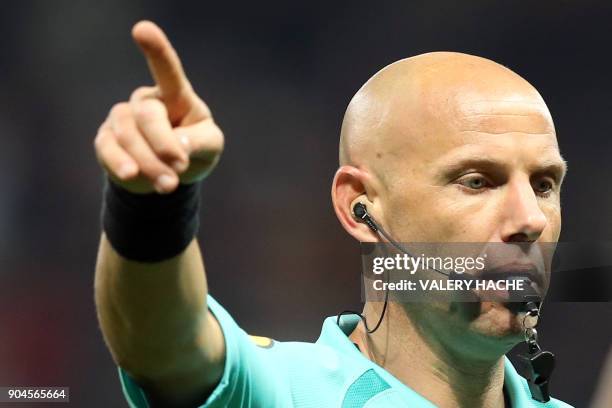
left=318, top=313, right=535, bottom=407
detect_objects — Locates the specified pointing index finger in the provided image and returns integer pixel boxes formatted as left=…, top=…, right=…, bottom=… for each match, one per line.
left=132, top=21, right=191, bottom=103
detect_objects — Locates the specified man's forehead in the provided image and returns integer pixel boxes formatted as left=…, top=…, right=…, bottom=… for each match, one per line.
left=435, top=137, right=564, bottom=165
left=384, top=97, right=558, bottom=164
left=384, top=114, right=562, bottom=183
left=450, top=98, right=555, bottom=136
left=430, top=123, right=561, bottom=165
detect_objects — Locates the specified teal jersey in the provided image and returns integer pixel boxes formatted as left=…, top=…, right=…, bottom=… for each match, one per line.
left=119, top=295, right=573, bottom=407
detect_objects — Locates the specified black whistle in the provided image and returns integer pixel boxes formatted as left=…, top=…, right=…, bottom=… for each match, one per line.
left=508, top=278, right=556, bottom=402
left=519, top=343, right=556, bottom=402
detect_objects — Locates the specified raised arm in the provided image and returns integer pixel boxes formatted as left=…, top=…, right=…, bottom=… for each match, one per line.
left=94, top=21, right=225, bottom=406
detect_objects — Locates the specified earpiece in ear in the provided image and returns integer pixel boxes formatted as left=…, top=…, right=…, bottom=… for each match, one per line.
left=352, top=202, right=379, bottom=232
left=353, top=202, right=367, bottom=219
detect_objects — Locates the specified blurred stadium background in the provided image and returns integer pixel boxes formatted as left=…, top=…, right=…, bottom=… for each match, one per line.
left=0, top=1, right=610, bottom=406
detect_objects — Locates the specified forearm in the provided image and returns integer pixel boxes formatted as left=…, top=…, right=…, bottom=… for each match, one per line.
left=95, top=235, right=225, bottom=404
left=95, top=235, right=208, bottom=374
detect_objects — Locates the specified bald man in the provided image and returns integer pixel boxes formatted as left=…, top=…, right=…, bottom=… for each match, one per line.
left=94, top=21, right=572, bottom=407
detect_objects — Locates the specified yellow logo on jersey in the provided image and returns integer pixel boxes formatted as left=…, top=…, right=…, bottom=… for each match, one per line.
left=249, top=335, right=274, bottom=348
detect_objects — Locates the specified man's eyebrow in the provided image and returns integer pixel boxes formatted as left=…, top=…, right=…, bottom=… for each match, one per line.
left=436, top=157, right=508, bottom=178
left=531, top=157, right=568, bottom=182
left=435, top=155, right=568, bottom=181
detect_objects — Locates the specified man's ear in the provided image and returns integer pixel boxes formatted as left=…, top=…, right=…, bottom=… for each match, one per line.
left=331, top=165, right=379, bottom=242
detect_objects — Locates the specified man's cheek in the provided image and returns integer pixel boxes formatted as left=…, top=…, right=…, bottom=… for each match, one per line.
left=435, top=207, right=492, bottom=241
left=542, top=206, right=562, bottom=241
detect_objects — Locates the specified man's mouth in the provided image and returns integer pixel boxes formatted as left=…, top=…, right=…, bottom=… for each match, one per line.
left=452, top=263, right=544, bottom=302
left=477, top=264, right=544, bottom=302
left=480, top=263, right=544, bottom=288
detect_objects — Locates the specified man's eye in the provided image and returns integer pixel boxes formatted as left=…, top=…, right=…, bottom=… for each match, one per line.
left=457, top=175, right=490, bottom=191
left=534, top=179, right=554, bottom=195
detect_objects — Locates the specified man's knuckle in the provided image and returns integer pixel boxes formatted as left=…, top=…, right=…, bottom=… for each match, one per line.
left=195, top=98, right=212, bottom=118
left=214, top=125, right=224, bottom=140
left=94, top=133, right=105, bottom=150
left=130, top=86, right=158, bottom=101
left=95, top=124, right=115, bottom=146
left=110, top=102, right=130, bottom=118
left=211, top=124, right=224, bottom=149
left=135, top=100, right=164, bottom=122
left=96, top=145, right=114, bottom=166
left=116, top=132, right=142, bottom=152
left=114, top=129, right=131, bottom=144
left=218, top=133, right=225, bottom=151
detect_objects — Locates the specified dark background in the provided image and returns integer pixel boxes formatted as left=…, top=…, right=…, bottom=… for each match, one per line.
left=0, top=1, right=611, bottom=406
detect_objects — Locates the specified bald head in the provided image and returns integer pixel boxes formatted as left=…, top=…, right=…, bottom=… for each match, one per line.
left=339, top=52, right=555, bottom=185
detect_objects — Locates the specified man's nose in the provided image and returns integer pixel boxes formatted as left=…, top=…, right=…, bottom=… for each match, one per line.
left=500, top=178, right=548, bottom=243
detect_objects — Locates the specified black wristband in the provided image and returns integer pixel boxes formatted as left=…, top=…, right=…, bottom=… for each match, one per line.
left=101, top=179, right=200, bottom=262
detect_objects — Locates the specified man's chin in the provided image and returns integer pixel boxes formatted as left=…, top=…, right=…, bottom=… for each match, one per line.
left=468, top=301, right=526, bottom=341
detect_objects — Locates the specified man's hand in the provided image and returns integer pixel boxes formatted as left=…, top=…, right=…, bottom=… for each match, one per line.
left=94, top=20, right=224, bottom=194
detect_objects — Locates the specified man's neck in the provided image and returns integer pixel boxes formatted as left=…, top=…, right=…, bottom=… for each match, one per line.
left=348, top=302, right=508, bottom=408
